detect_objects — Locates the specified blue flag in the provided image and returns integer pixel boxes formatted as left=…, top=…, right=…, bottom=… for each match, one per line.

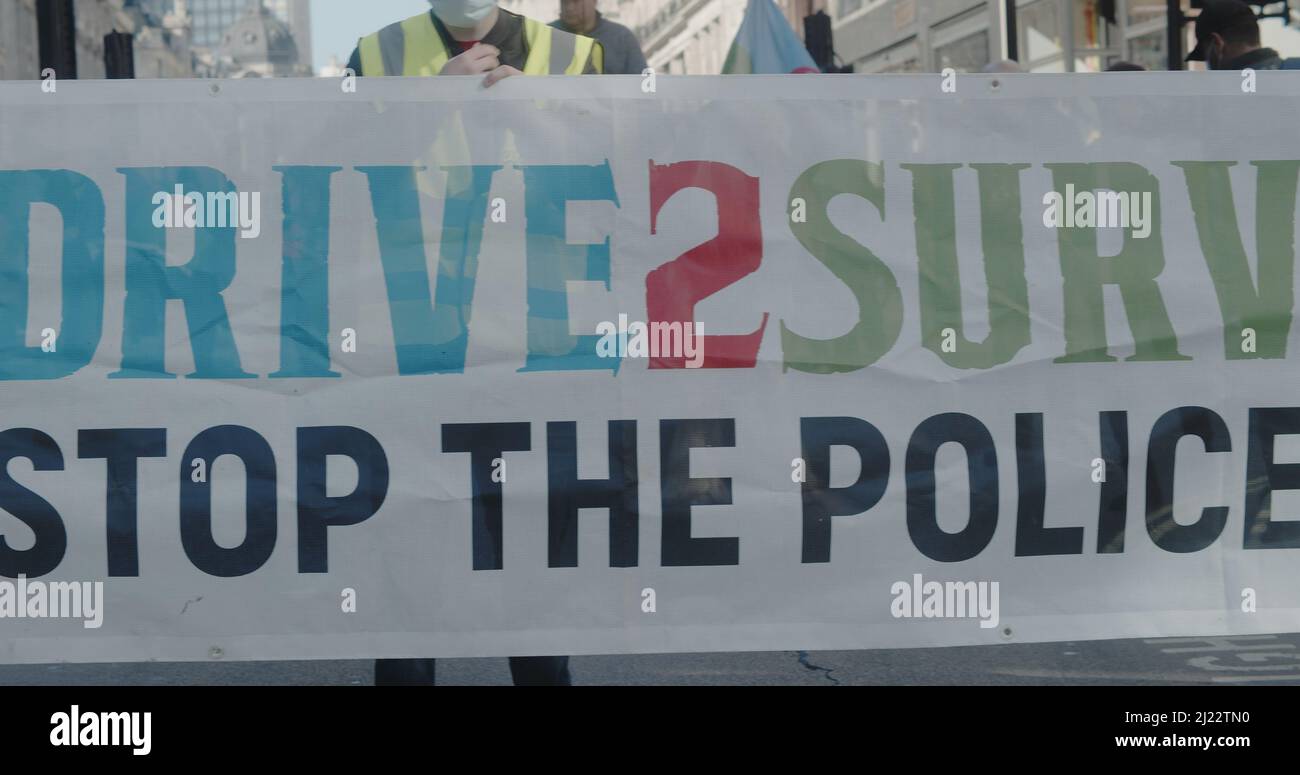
left=722, top=0, right=820, bottom=74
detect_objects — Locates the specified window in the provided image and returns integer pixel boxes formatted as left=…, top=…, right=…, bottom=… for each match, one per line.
left=934, top=31, right=990, bottom=73
left=838, top=0, right=866, bottom=18
left=879, top=57, right=922, bottom=73
left=862, top=38, right=921, bottom=73
left=931, top=5, right=990, bottom=73
left=1019, top=0, right=1065, bottom=64
left=1127, top=28, right=1166, bottom=71
left=1126, top=0, right=1167, bottom=26
left=1029, top=56, right=1067, bottom=72
left=1073, top=0, right=1111, bottom=50
left=1074, top=54, right=1104, bottom=72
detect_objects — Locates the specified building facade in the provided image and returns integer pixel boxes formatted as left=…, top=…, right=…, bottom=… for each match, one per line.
left=623, top=0, right=825, bottom=74
left=497, top=0, right=1297, bottom=73
left=124, top=0, right=195, bottom=78
left=262, top=0, right=310, bottom=65
left=778, top=0, right=830, bottom=41
left=73, top=0, right=138, bottom=79
left=188, top=0, right=243, bottom=48
left=626, top=0, right=745, bottom=74
left=832, top=0, right=1197, bottom=74
left=0, top=0, right=41, bottom=80
left=188, top=0, right=309, bottom=73
left=0, top=0, right=194, bottom=80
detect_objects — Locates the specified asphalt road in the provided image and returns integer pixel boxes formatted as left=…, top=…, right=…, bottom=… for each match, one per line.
left=3, top=633, right=1299, bottom=685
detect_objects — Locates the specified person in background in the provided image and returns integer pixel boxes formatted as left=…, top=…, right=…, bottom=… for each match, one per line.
left=1185, top=0, right=1300, bottom=70
left=1105, top=61, right=1146, bottom=71
left=350, top=0, right=598, bottom=685
left=551, top=0, right=647, bottom=75
left=347, top=0, right=603, bottom=85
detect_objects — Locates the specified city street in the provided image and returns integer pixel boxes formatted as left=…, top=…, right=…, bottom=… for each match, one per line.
left=5, top=0, right=1300, bottom=694
left=4, top=633, right=1299, bottom=685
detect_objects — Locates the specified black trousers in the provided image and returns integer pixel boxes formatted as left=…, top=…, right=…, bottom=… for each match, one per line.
left=374, top=657, right=572, bottom=686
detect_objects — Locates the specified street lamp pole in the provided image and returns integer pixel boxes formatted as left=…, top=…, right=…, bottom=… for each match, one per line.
left=1005, top=0, right=1019, bottom=61
left=1167, top=0, right=1185, bottom=70
left=36, top=0, right=77, bottom=79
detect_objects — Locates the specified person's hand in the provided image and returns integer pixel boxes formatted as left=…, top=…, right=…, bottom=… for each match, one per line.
left=440, top=43, right=500, bottom=76
left=482, top=65, right=523, bottom=88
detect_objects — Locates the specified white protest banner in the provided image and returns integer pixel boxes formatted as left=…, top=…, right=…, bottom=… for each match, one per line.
left=1, top=73, right=1299, bottom=663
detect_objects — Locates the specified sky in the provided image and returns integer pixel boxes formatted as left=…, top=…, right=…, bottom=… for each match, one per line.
left=309, top=0, right=433, bottom=73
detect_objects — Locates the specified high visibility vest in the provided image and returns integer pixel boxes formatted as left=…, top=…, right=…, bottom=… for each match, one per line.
left=358, top=12, right=600, bottom=76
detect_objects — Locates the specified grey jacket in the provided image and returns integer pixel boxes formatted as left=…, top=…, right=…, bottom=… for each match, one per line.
left=551, top=12, right=647, bottom=75
left=1223, top=47, right=1300, bottom=70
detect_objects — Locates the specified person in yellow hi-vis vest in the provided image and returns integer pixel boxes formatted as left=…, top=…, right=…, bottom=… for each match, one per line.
left=346, top=0, right=604, bottom=86
left=355, top=0, right=596, bottom=687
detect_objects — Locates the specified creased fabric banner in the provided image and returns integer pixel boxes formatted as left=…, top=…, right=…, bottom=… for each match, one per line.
left=1, top=73, right=1299, bottom=664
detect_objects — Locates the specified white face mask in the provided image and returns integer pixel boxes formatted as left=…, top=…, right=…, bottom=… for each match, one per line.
left=429, top=0, right=497, bottom=29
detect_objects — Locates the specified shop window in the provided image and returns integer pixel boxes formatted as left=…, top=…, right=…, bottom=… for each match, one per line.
left=1019, top=0, right=1066, bottom=63
left=838, top=0, right=866, bottom=18
left=934, top=30, right=991, bottom=72
left=1126, top=0, right=1167, bottom=26
left=1127, top=28, right=1166, bottom=71
left=862, top=36, right=921, bottom=73
left=1074, top=0, right=1112, bottom=49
